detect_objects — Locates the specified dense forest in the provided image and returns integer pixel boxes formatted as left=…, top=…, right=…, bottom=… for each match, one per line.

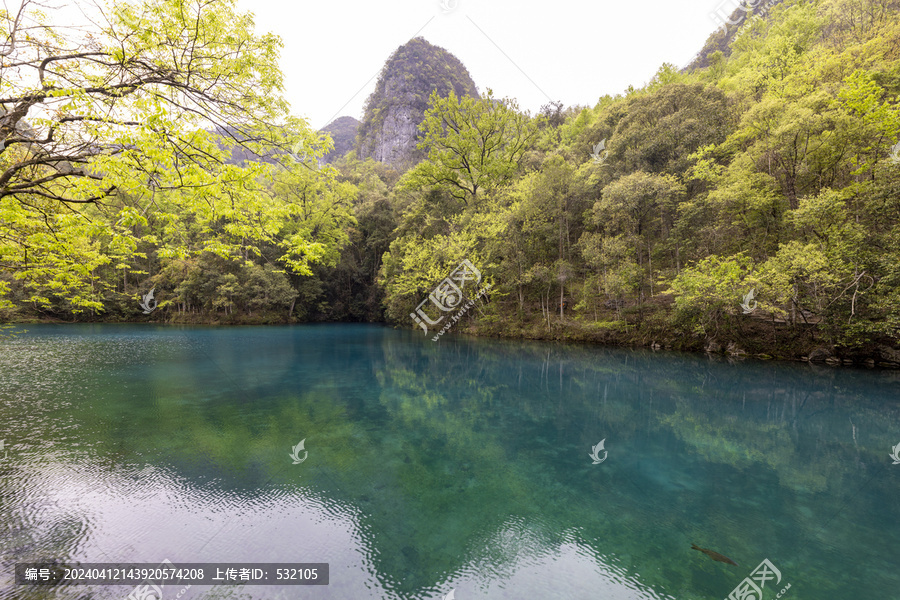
left=2, top=0, right=900, bottom=365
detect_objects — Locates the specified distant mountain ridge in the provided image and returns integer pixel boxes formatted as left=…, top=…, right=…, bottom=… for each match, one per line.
left=214, top=118, right=359, bottom=167
left=355, top=37, right=479, bottom=171
left=321, top=116, right=359, bottom=163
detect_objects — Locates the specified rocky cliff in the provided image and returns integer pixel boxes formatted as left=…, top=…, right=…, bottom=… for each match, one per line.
left=355, top=37, right=479, bottom=171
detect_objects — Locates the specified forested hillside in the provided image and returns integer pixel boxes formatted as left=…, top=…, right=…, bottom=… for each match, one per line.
left=2, top=0, right=900, bottom=364
left=321, top=116, right=360, bottom=164
left=375, top=0, right=900, bottom=363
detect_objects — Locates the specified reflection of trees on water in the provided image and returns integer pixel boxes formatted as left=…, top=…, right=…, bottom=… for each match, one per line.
left=2, top=326, right=899, bottom=599
left=373, top=333, right=900, bottom=598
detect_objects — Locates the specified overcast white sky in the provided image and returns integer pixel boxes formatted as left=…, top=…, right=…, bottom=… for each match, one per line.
left=233, top=0, right=724, bottom=130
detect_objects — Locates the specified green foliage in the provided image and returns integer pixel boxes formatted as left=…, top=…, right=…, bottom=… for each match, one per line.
left=4, top=1, right=900, bottom=357
left=0, top=0, right=357, bottom=321
left=668, top=254, right=758, bottom=336
left=372, top=1, right=900, bottom=352
left=608, top=84, right=731, bottom=177
left=401, top=89, right=538, bottom=206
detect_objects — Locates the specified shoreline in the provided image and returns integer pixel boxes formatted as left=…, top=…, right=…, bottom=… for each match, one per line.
left=5, top=313, right=899, bottom=369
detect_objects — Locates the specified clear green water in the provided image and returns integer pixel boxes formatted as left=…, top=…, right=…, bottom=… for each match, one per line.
left=0, top=324, right=898, bottom=599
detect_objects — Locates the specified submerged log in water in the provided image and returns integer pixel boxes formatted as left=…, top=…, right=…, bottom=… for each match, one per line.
left=691, top=543, right=739, bottom=566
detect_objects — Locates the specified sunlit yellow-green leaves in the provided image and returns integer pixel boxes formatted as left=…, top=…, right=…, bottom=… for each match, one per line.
left=0, top=0, right=355, bottom=315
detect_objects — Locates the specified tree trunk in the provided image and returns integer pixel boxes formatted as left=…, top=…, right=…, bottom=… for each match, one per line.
left=791, top=284, right=798, bottom=325
left=559, top=284, right=564, bottom=319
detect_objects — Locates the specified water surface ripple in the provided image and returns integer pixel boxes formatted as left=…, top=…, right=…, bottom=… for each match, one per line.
left=0, top=324, right=898, bottom=599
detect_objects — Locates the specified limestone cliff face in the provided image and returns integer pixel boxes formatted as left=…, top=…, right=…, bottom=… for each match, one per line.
left=373, top=102, right=416, bottom=166
left=356, top=37, right=479, bottom=171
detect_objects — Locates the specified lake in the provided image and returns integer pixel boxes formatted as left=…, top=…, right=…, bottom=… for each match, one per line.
left=1, top=324, right=898, bottom=599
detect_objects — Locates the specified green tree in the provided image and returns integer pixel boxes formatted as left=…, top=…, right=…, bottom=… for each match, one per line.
left=668, top=253, right=758, bottom=338
left=0, top=0, right=321, bottom=312
left=591, top=171, right=685, bottom=297
left=401, top=89, right=538, bottom=206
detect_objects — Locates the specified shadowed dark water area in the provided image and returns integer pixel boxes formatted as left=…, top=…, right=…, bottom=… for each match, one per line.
left=0, top=323, right=898, bottom=599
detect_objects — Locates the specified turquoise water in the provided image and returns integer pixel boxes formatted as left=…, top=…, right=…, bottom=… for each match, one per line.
left=0, top=324, right=898, bottom=599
